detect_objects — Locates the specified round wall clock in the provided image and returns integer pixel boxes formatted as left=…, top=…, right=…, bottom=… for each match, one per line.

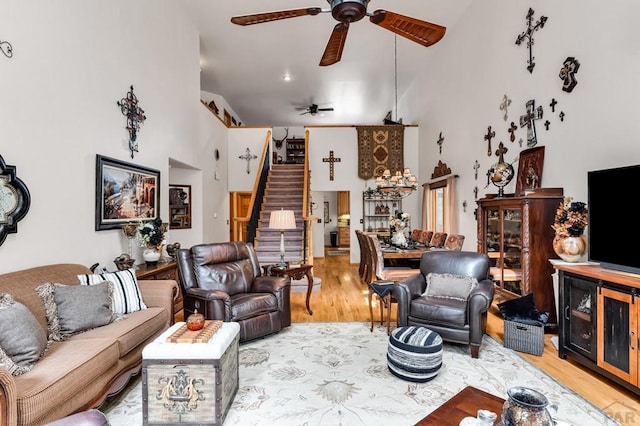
left=0, top=155, right=30, bottom=246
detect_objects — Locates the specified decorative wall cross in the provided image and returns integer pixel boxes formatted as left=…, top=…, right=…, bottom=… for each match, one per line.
left=559, top=57, right=580, bottom=92
left=508, top=122, right=518, bottom=142
left=519, top=100, right=543, bottom=147
left=0, top=39, right=13, bottom=58
left=436, top=132, right=445, bottom=154
left=499, top=94, right=512, bottom=121
left=473, top=160, right=480, bottom=180
left=117, top=85, right=147, bottom=158
left=515, top=8, right=548, bottom=73
left=484, top=126, right=496, bottom=156
left=238, top=147, right=257, bottom=174
left=322, top=151, right=341, bottom=181
left=549, top=98, right=558, bottom=112
left=473, top=186, right=478, bottom=199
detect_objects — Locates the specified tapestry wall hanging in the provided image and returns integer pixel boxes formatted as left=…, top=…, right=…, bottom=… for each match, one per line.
left=357, top=125, right=404, bottom=180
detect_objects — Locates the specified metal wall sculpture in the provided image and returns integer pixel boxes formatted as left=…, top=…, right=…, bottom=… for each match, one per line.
left=117, top=85, right=147, bottom=159
left=515, top=8, right=548, bottom=73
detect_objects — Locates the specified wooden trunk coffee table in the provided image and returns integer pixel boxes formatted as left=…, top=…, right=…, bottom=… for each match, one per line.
left=414, top=386, right=504, bottom=425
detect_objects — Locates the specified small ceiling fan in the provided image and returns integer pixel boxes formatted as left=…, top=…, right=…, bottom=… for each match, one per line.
left=231, top=0, right=446, bottom=66
left=299, top=104, right=334, bottom=116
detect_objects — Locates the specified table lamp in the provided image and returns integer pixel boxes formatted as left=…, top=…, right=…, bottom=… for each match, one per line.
left=268, top=209, right=297, bottom=268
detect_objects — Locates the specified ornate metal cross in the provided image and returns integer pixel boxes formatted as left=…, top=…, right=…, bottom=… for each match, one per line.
left=436, top=132, right=445, bottom=154
left=499, top=94, right=512, bottom=121
left=117, top=85, right=147, bottom=158
left=519, top=100, right=544, bottom=147
left=484, top=126, right=496, bottom=157
left=0, top=39, right=13, bottom=58
left=508, top=122, right=518, bottom=142
left=515, top=8, right=548, bottom=73
left=322, top=151, right=341, bottom=181
left=549, top=98, right=558, bottom=113
left=473, top=160, right=480, bottom=180
left=238, top=147, right=257, bottom=174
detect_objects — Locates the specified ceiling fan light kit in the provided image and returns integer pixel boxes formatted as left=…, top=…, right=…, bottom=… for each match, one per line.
left=231, top=0, right=446, bottom=66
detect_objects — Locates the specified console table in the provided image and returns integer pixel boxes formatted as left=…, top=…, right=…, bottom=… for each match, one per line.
left=136, top=260, right=183, bottom=316
left=262, top=264, right=314, bottom=315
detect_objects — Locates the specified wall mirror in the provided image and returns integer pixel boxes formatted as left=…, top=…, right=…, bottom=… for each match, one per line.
left=169, top=184, right=191, bottom=229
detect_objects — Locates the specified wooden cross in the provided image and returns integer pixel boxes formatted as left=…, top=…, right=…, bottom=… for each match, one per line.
left=508, top=122, right=518, bottom=142
left=549, top=98, right=558, bottom=113
left=322, top=150, right=341, bottom=181
left=473, top=160, right=480, bottom=180
left=560, top=57, right=580, bottom=92
left=544, top=120, right=551, bottom=131
left=238, top=147, right=257, bottom=174
left=519, top=100, right=543, bottom=147
left=515, top=8, right=548, bottom=73
left=484, top=126, right=496, bottom=157
left=436, top=132, right=445, bottom=154
left=495, top=141, right=508, bottom=164
left=117, top=85, right=147, bottom=159
left=473, top=186, right=479, bottom=200
left=499, top=94, right=512, bottom=121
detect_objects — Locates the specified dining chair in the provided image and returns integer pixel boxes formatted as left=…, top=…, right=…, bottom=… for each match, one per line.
left=355, top=230, right=370, bottom=283
left=364, top=233, right=420, bottom=334
left=419, top=230, right=434, bottom=246
left=411, top=229, right=422, bottom=242
left=444, top=234, right=465, bottom=251
left=430, top=232, right=448, bottom=248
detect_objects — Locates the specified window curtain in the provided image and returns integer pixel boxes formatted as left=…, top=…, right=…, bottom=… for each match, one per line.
left=420, top=175, right=458, bottom=233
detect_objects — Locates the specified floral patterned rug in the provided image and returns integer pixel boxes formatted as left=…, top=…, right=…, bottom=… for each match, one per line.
left=103, top=322, right=618, bottom=425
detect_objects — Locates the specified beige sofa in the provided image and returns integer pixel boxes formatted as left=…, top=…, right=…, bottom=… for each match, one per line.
left=0, top=263, right=178, bottom=426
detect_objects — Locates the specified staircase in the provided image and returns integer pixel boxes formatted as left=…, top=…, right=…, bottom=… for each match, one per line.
left=254, top=164, right=305, bottom=265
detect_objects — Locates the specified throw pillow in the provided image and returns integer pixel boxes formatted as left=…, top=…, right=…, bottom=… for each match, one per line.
left=423, top=273, right=478, bottom=301
left=0, top=293, right=48, bottom=375
left=77, top=269, right=147, bottom=314
left=36, top=282, right=115, bottom=339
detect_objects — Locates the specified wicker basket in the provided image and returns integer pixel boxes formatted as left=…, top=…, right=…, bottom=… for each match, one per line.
left=503, top=319, right=544, bottom=356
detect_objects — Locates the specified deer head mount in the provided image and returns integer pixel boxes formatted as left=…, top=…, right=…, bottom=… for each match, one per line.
left=272, top=127, right=289, bottom=149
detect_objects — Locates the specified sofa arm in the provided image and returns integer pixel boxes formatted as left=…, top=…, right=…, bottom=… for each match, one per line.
left=138, top=279, right=178, bottom=325
left=0, top=367, right=17, bottom=426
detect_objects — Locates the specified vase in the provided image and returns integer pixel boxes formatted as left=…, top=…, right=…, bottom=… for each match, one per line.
left=553, top=235, right=587, bottom=262
left=391, top=230, right=407, bottom=247
left=143, top=246, right=162, bottom=266
left=501, top=386, right=556, bottom=426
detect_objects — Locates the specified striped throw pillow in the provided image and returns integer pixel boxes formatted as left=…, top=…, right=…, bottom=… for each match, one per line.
left=77, top=269, right=147, bottom=314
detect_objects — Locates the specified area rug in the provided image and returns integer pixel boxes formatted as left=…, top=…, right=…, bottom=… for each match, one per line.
left=357, top=125, right=404, bottom=179
left=103, top=322, right=618, bottom=425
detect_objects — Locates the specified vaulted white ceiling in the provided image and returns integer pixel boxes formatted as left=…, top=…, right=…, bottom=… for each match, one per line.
left=181, top=0, right=472, bottom=127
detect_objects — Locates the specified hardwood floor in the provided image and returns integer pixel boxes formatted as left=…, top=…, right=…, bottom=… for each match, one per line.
left=290, top=250, right=640, bottom=426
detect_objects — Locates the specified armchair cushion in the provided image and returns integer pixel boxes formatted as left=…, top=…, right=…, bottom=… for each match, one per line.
left=423, top=273, right=478, bottom=301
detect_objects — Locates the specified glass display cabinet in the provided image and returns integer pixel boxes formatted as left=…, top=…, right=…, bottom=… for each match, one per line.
left=477, top=192, right=563, bottom=331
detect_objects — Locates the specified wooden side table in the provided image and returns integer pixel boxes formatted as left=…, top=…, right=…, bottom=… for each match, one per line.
left=415, top=386, right=504, bottom=425
left=136, top=259, right=183, bottom=316
left=262, top=264, right=314, bottom=315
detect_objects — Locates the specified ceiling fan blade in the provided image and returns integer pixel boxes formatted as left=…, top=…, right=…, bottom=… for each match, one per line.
left=320, top=22, right=349, bottom=66
left=231, top=7, right=322, bottom=26
left=318, top=107, right=334, bottom=112
left=369, top=10, right=446, bottom=47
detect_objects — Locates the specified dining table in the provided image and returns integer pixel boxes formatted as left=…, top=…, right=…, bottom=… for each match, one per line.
left=381, top=246, right=430, bottom=260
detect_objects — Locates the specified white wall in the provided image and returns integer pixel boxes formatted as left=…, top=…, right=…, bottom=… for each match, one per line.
left=400, top=0, right=640, bottom=252
left=0, top=0, right=228, bottom=273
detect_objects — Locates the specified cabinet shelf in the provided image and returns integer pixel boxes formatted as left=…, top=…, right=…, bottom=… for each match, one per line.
left=571, top=309, right=591, bottom=322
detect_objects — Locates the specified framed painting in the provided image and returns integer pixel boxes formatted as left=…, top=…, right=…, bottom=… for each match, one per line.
left=169, top=184, right=191, bottom=229
left=515, top=146, right=545, bottom=195
left=95, top=154, right=160, bottom=231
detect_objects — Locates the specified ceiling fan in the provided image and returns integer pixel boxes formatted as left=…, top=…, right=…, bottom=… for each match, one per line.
left=298, top=103, right=334, bottom=116
left=230, top=0, right=446, bottom=66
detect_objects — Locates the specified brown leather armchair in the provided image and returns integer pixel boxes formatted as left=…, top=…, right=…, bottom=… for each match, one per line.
left=393, top=250, right=494, bottom=358
left=176, top=241, right=291, bottom=342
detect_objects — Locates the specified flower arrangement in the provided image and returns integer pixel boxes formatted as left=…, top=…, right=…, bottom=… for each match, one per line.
left=137, top=217, right=166, bottom=248
left=552, top=197, right=588, bottom=238
left=389, top=211, right=410, bottom=233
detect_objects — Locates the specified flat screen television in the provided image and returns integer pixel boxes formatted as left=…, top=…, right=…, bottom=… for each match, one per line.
left=588, top=164, right=640, bottom=275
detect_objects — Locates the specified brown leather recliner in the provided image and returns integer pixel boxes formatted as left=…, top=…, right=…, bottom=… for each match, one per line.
left=393, top=250, right=494, bottom=358
left=176, top=241, right=291, bottom=342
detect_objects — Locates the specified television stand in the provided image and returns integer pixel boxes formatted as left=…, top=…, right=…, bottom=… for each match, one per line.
left=554, top=262, right=640, bottom=396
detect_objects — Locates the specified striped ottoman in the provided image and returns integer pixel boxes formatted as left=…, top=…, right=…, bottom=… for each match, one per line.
left=387, top=326, right=443, bottom=382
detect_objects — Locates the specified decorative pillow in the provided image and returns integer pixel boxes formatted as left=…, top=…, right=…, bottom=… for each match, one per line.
left=422, top=273, right=478, bottom=301
left=0, top=293, right=48, bottom=375
left=36, top=282, right=114, bottom=339
left=77, top=269, right=147, bottom=314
